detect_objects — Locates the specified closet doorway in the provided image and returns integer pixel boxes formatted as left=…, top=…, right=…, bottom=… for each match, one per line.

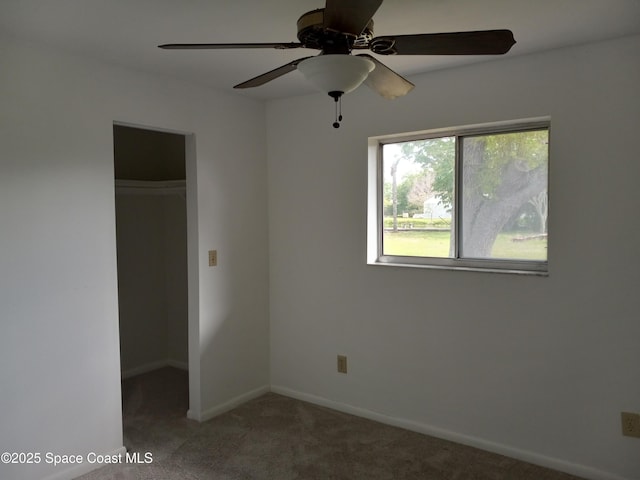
left=113, top=124, right=189, bottom=408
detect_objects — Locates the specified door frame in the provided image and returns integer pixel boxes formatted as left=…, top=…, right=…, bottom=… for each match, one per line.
left=112, top=120, right=200, bottom=419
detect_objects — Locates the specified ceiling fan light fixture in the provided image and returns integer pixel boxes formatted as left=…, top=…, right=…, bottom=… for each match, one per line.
left=297, top=55, right=375, bottom=96
left=161, top=2, right=517, bottom=126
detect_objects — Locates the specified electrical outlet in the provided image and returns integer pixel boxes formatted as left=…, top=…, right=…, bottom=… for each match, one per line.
left=208, top=250, right=217, bottom=267
left=621, top=412, right=640, bottom=437
left=337, top=355, right=347, bottom=374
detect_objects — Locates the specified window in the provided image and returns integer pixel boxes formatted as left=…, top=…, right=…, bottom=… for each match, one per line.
left=368, top=119, right=549, bottom=274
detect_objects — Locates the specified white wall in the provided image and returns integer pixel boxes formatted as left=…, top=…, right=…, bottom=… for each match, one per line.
left=116, top=193, right=168, bottom=373
left=267, top=35, right=640, bottom=480
left=116, top=192, right=188, bottom=376
left=0, top=38, right=269, bottom=480
left=163, top=194, right=189, bottom=369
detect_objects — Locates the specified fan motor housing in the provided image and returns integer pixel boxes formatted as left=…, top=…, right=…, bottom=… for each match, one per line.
left=297, top=9, right=373, bottom=53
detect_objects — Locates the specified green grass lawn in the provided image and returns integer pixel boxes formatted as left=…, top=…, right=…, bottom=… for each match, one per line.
left=383, top=230, right=547, bottom=260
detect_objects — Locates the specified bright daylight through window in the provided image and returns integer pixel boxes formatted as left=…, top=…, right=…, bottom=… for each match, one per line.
left=371, top=120, right=549, bottom=273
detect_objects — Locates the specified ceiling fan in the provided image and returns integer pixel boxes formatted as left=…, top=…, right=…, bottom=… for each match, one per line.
left=159, top=0, right=515, bottom=127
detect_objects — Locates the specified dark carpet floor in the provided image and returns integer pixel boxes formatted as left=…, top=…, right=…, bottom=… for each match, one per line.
left=76, top=367, right=585, bottom=479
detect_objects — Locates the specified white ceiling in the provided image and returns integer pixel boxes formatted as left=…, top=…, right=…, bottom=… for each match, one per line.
left=2, top=0, right=639, bottom=100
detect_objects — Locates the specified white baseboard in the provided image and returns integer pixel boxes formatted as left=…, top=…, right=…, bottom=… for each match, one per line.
left=121, top=358, right=188, bottom=379
left=40, top=446, right=127, bottom=480
left=188, top=385, right=270, bottom=422
left=270, top=385, right=630, bottom=480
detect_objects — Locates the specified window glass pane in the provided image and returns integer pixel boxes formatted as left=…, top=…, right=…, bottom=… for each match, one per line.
left=460, top=129, right=548, bottom=261
left=382, top=137, right=455, bottom=258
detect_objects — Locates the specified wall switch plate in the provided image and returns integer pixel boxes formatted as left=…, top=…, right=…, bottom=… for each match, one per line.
left=621, top=412, right=640, bottom=437
left=337, top=355, right=347, bottom=374
left=208, top=250, right=217, bottom=267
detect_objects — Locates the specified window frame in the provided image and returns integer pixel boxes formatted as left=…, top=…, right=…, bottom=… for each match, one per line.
left=368, top=118, right=550, bottom=275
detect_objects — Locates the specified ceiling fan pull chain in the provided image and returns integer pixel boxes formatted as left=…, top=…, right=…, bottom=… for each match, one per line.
left=333, top=95, right=340, bottom=128
left=329, top=90, right=344, bottom=128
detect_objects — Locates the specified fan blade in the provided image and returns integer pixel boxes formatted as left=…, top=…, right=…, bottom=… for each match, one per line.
left=158, top=42, right=303, bottom=50
left=234, top=57, right=313, bottom=89
left=371, top=30, right=516, bottom=55
left=323, top=0, right=382, bottom=36
left=357, top=54, right=414, bottom=99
